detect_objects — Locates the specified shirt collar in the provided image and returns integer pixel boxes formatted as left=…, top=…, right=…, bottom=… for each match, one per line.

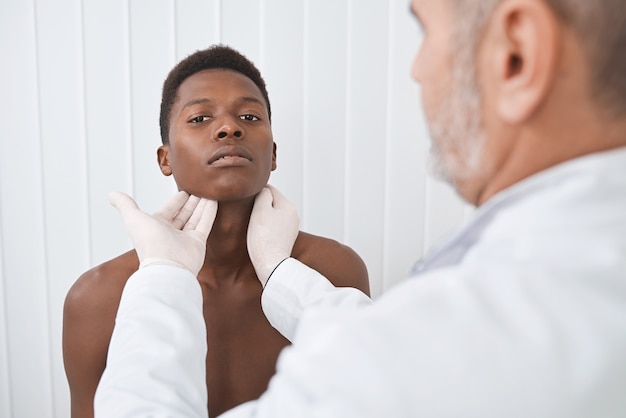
left=410, top=146, right=626, bottom=276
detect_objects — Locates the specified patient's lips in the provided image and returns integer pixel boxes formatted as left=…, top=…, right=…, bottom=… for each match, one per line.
left=208, top=146, right=253, bottom=167
left=210, top=155, right=251, bottom=167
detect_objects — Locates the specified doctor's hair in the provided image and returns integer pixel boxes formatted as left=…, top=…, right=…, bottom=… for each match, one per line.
left=159, top=44, right=272, bottom=145
left=451, top=0, right=626, bottom=116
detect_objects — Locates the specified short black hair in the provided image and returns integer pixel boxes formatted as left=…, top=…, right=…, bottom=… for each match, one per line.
left=159, top=44, right=271, bottom=144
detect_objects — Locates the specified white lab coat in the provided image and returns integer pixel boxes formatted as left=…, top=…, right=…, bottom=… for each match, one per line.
left=97, top=147, right=626, bottom=417
left=94, top=265, right=209, bottom=418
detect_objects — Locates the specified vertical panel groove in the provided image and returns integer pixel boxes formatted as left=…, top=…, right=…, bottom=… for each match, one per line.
left=343, top=0, right=353, bottom=243
left=170, top=0, right=177, bottom=62
left=32, top=1, right=56, bottom=414
left=215, top=0, right=222, bottom=42
left=258, top=0, right=265, bottom=71
left=301, top=0, right=310, bottom=224
left=382, top=0, right=393, bottom=291
left=79, top=0, right=93, bottom=268
left=0, top=176, right=12, bottom=418
left=124, top=0, right=135, bottom=197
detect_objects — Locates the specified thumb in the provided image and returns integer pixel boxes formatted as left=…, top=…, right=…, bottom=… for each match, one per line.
left=108, top=191, right=139, bottom=217
left=265, top=184, right=290, bottom=209
left=187, top=199, right=218, bottom=236
left=253, top=187, right=274, bottom=211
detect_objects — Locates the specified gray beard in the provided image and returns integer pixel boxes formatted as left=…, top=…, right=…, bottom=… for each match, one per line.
left=426, top=60, right=486, bottom=189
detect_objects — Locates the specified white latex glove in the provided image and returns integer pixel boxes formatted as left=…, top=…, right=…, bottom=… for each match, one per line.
left=247, top=184, right=300, bottom=286
left=109, top=191, right=218, bottom=276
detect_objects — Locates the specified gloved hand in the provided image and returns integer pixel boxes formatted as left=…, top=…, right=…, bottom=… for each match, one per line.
left=247, top=184, right=299, bottom=286
left=109, top=191, right=218, bottom=276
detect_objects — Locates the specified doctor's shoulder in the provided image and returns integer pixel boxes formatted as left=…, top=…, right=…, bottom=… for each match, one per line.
left=291, top=231, right=371, bottom=297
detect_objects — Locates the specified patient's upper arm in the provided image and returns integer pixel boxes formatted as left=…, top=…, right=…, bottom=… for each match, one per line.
left=63, top=258, right=132, bottom=418
left=293, top=232, right=371, bottom=297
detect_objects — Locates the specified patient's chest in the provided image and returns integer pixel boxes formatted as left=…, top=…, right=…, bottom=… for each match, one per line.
left=200, top=277, right=290, bottom=417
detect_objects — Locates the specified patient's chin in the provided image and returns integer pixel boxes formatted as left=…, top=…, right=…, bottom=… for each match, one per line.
left=186, top=191, right=258, bottom=205
left=177, top=179, right=266, bottom=203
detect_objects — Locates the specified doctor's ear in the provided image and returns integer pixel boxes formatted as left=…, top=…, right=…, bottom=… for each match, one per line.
left=486, top=0, right=560, bottom=123
left=157, top=145, right=173, bottom=176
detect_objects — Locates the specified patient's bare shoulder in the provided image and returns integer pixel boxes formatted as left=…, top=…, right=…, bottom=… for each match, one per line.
left=64, top=250, right=138, bottom=321
left=63, top=250, right=138, bottom=418
left=292, top=231, right=370, bottom=296
left=64, top=250, right=138, bottom=352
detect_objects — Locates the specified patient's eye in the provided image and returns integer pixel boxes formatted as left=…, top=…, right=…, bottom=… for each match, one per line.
left=189, top=115, right=211, bottom=123
left=240, top=114, right=259, bottom=121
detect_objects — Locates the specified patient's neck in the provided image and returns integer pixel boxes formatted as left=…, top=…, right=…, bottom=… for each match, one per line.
left=202, top=198, right=255, bottom=279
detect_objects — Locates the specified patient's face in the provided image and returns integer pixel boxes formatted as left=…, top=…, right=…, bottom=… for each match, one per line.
left=159, top=69, right=276, bottom=201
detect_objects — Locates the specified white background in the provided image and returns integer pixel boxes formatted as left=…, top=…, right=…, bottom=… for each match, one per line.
left=0, top=0, right=471, bottom=416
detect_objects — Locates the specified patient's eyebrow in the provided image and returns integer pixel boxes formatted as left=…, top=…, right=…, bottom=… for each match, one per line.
left=236, top=96, right=265, bottom=107
left=182, top=98, right=213, bottom=109
left=182, top=96, right=265, bottom=109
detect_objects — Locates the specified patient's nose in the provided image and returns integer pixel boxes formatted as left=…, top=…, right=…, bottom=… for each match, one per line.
left=215, top=118, right=243, bottom=140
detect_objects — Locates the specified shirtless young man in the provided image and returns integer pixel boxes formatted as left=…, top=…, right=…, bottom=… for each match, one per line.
left=63, top=45, right=370, bottom=418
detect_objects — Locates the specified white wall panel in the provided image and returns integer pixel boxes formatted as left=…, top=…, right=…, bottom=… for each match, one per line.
left=344, top=0, right=389, bottom=297
left=175, top=0, right=219, bottom=61
left=129, top=0, right=178, bottom=213
left=82, top=0, right=135, bottom=265
left=0, top=1, right=54, bottom=416
left=302, top=0, right=349, bottom=242
left=382, top=0, right=429, bottom=293
left=221, top=0, right=261, bottom=64
left=259, top=0, right=305, bottom=213
left=1, top=6, right=17, bottom=417
left=35, top=0, right=89, bottom=415
left=0, top=0, right=470, bottom=416
left=0, top=186, right=11, bottom=418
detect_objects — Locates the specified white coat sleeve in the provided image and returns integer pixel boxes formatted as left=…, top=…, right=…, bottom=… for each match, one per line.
left=94, top=265, right=208, bottom=418
left=261, top=257, right=373, bottom=341
left=216, top=257, right=382, bottom=418
left=218, top=259, right=626, bottom=418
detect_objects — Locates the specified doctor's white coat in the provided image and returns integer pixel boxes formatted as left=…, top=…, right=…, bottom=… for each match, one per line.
left=96, top=147, right=626, bottom=417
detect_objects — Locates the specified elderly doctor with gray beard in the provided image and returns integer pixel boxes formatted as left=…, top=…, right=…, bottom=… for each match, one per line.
left=94, top=0, right=626, bottom=416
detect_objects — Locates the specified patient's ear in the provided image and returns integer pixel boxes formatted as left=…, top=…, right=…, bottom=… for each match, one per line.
left=157, top=145, right=172, bottom=176
left=271, top=142, right=277, bottom=171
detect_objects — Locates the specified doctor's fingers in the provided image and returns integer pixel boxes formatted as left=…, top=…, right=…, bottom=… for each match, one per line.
left=265, top=184, right=299, bottom=223
left=265, top=184, right=295, bottom=211
left=154, top=191, right=191, bottom=221
left=169, top=194, right=202, bottom=229
left=183, top=199, right=218, bottom=237
left=253, top=187, right=273, bottom=211
left=109, top=191, right=141, bottom=219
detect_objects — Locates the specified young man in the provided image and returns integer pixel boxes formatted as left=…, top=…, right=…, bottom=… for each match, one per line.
left=101, top=0, right=626, bottom=416
left=62, top=45, right=370, bottom=418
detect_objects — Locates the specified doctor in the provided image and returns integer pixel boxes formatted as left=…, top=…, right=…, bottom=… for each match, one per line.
left=96, top=0, right=626, bottom=416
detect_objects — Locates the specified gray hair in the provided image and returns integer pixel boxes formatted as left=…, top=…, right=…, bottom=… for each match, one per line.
left=451, top=0, right=626, bottom=116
